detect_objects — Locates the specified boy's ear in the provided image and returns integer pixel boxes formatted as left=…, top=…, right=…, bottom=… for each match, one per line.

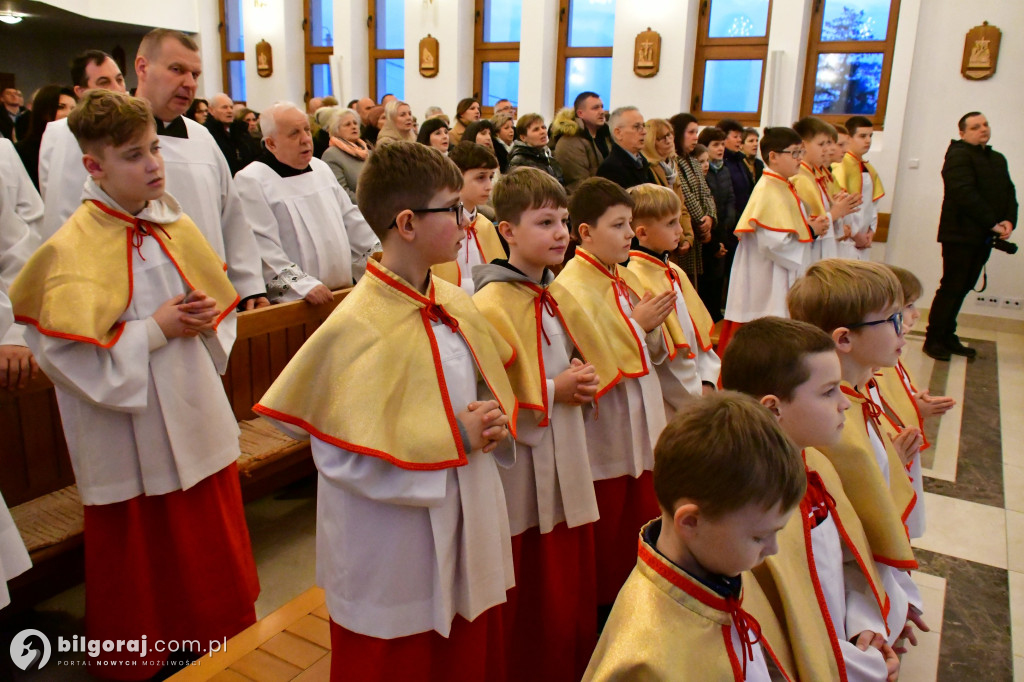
left=497, top=220, right=515, bottom=244
left=577, top=221, right=593, bottom=243
left=672, top=501, right=701, bottom=534
left=82, top=153, right=104, bottom=179
left=391, top=209, right=417, bottom=243
left=759, top=394, right=782, bottom=417
left=633, top=223, right=647, bottom=241
left=832, top=327, right=853, bottom=355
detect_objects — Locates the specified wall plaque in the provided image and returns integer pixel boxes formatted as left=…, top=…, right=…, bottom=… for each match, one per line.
left=256, top=39, right=273, bottom=78
left=961, top=22, right=1000, bottom=80
left=634, top=28, right=661, bottom=78
left=419, top=35, right=439, bottom=78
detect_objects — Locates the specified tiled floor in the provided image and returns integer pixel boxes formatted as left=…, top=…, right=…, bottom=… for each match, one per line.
left=7, top=321, right=1023, bottom=681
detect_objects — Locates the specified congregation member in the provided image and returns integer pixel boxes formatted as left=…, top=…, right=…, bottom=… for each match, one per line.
left=670, top=113, right=716, bottom=284
left=185, top=97, right=209, bottom=124
left=551, top=92, right=612, bottom=194
left=311, top=106, right=335, bottom=158
left=322, top=108, right=370, bottom=203
left=0, top=87, right=29, bottom=142
left=834, top=115, right=884, bottom=260
left=697, top=125, right=737, bottom=320
left=374, top=99, right=416, bottom=148
left=641, top=118, right=694, bottom=259
left=205, top=92, right=253, bottom=175
left=596, top=106, right=656, bottom=189
left=449, top=97, right=481, bottom=146
left=508, top=113, right=563, bottom=184
left=235, top=102, right=380, bottom=304
left=742, top=127, right=765, bottom=184
left=718, top=118, right=756, bottom=214
left=15, top=85, right=76, bottom=189
left=416, top=116, right=450, bottom=153
left=490, top=112, right=515, bottom=172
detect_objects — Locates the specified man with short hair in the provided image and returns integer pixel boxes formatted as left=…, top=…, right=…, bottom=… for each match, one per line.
left=379, top=93, right=397, bottom=106
left=596, top=106, right=656, bottom=189
left=924, top=112, right=1017, bottom=360
left=39, top=50, right=128, bottom=236
left=234, top=102, right=379, bottom=304
left=717, top=117, right=755, bottom=213
left=553, top=91, right=612, bottom=194
left=493, top=98, right=514, bottom=118
left=205, top=92, right=253, bottom=175
left=0, top=88, right=28, bottom=141
left=307, top=97, right=323, bottom=115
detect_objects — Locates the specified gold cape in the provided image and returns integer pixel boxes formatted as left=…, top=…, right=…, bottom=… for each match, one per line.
left=11, top=199, right=238, bottom=347
left=550, top=248, right=652, bottom=399
left=834, top=152, right=885, bottom=202
left=584, top=521, right=797, bottom=681
left=431, top=213, right=507, bottom=286
left=254, top=259, right=518, bottom=469
left=871, top=363, right=930, bottom=450
left=628, top=249, right=714, bottom=354
left=817, top=384, right=918, bottom=568
left=735, top=171, right=814, bottom=243
left=473, top=278, right=590, bottom=426
left=753, top=449, right=892, bottom=682
left=791, top=162, right=827, bottom=218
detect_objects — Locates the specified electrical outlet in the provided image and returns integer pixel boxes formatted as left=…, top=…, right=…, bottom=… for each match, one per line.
left=987, top=296, right=1001, bottom=306
left=975, top=294, right=990, bottom=306
left=1002, top=298, right=1022, bottom=311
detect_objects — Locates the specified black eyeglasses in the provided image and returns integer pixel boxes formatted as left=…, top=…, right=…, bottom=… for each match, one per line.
left=388, top=202, right=465, bottom=230
left=848, top=311, right=903, bottom=336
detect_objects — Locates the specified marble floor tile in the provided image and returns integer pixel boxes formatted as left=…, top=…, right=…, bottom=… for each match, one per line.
left=912, top=493, right=1007, bottom=569
left=1007, top=463, right=1024, bottom=514
left=899, top=629, right=941, bottom=682
left=912, top=575, right=946, bottom=634
left=1016, top=656, right=1024, bottom=682
left=922, top=356, right=965, bottom=482
left=1011, top=571, right=1024, bottom=662
left=1008, top=511, right=1024, bottom=574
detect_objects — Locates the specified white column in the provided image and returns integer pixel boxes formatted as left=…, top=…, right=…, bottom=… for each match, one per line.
left=194, top=0, right=223, bottom=98
left=404, top=0, right=475, bottom=123
left=517, top=0, right=559, bottom=121
left=242, top=0, right=305, bottom=111
left=609, top=0, right=698, bottom=119
left=333, top=0, right=370, bottom=105
left=762, top=0, right=812, bottom=127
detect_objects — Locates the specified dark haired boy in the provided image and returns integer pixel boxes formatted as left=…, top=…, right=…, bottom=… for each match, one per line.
left=433, top=142, right=505, bottom=294
left=718, top=127, right=830, bottom=354
left=256, top=141, right=518, bottom=681
left=473, top=167, right=601, bottom=681
left=834, top=115, right=884, bottom=260
left=584, top=393, right=803, bottom=681
left=554, top=176, right=675, bottom=608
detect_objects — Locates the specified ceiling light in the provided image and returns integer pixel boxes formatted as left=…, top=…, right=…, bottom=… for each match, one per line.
left=0, top=12, right=24, bottom=24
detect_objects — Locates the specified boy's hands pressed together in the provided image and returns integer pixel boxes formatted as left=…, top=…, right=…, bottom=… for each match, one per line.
left=459, top=400, right=510, bottom=453
left=631, top=290, right=675, bottom=333
left=554, top=358, right=599, bottom=405
left=153, top=291, right=221, bottom=339
left=914, top=389, right=956, bottom=418
left=852, top=230, right=874, bottom=249
left=0, top=345, right=40, bottom=390
left=852, top=630, right=900, bottom=682
left=809, top=214, right=830, bottom=237
left=888, top=426, right=924, bottom=466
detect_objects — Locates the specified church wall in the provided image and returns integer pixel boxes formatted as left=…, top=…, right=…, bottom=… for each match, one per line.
left=3, top=30, right=145, bottom=98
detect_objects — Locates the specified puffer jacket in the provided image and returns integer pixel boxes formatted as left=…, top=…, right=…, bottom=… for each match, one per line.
left=508, top=141, right=565, bottom=185
left=551, top=108, right=612, bottom=194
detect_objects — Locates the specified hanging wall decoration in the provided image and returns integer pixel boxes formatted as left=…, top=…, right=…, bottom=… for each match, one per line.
left=961, top=22, right=1000, bottom=80
left=256, top=39, right=273, bottom=78
left=634, top=28, right=661, bottom=78
left=419, top=35, right=439, bottom=78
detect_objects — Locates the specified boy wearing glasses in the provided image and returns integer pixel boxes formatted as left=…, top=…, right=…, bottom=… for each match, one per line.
left=256, top=141, right=519, bottom=681
left=718, top=127, right=830, bottom=354
left=432, top=142, right=505, bottom=294
left=788, top=259, right=929, bottom=657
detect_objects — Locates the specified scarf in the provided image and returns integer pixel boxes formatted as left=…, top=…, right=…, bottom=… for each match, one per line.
left=329, top=135, right=369, bottom=160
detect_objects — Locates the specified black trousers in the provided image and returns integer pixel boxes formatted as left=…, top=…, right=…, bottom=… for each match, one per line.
left=925, top=242, right=991, bottom=345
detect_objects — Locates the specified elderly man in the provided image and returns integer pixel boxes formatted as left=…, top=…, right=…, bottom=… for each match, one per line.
left=39, top=50, right=128, bottom=237
left=553, top=90, right=612, bottom=194
left=234, top=102, right=380, bottom=304
left=206, top=92, right=252, bottom=175
left=596, top=106, right=656, bottom=189
left=924, top=112, right=1017, bottom=361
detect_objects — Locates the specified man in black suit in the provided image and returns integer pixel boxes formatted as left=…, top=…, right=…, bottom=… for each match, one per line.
left=596, top=106, right=655, bottom=190
left=0, top=88, right=29, bottom=142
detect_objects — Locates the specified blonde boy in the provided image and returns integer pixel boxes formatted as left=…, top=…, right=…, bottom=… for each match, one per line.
left=256, top=141, right=518, bottom=681
left=719, top=127, right=830, bottom=354
left=788, top=259, right=929, bottom=652
left=11, top=90, right=257, bottom=676
left=833, top=116, right=884, bottom=260
left=432, top=142, right=505, bottom=294
left=472, top=167, right=601, bottom=681
left=626, top=183, right=719, bottom=408
left=585, top=393, right=804, bottom=681
left=723, top=318, right=900, bottom=682
left=553, top=176, right=675, bottom=608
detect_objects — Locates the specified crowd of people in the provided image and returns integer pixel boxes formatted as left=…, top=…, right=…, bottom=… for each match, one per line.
left=0, top=22, right=1016, bottom=682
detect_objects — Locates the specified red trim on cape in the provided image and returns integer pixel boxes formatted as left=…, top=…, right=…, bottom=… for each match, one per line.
left=734, top=171, right=814, bottom=242
left=14, top=315, right=127, bottom=348
left=724, top=626, right=744, bottom=680
left=420, top=307, right=469, bottom=461
left=628, top=250, right=697, bottom=359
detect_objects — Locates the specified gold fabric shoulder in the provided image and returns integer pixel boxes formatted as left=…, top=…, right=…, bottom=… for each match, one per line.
left=430, top=213, right=507, bottom=286
left=628, top=251, right=715, bottom=353
left=791, top=164, right=827, bottom=218
left=734, top=173, right=814, bottom=243
left=834, top=152, right=885, bottom=201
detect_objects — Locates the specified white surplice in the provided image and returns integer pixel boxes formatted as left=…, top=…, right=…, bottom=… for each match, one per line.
left=24, top=183, right=240, bottom=506
left=38, top=116, right=266, bottom=299
left=836, top=169, right=878, bottom=261
left=308, top=316, right=515, bottom=639
left=724, top=221, right=812, bottom=323
left=234, top=158, right=380, bottom=302
left=0, top=138, right=43, bottom=234
left=0, top=176, right=38, bottom=347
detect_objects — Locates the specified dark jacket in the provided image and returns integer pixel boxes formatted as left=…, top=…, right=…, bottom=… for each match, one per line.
left=551, top=111, right=612, bottom=194
left=0, top=108, right=29, bottom=142
left=508, top=141, right=565, bottom=185
left=938, top=139, right=1017, bottom=244
left=596, top=143, right=656, bottom=190
left=705, top=162, right=738, bottom=250
left=205, top=117, right=256, bottom=175
left=723, top=147, right=756, bottom=214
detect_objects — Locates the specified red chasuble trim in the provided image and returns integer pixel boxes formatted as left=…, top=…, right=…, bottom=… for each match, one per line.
left=735, top=171, right=814, bottom=243
left=628, top=250, right=701, bottom=357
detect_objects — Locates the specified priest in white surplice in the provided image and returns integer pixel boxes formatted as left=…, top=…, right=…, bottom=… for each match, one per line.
left=234, top=102, right=381, bottom=304
left=0, top=154, right=40, bottom=389
left=38, top=31, right=270, bottom=309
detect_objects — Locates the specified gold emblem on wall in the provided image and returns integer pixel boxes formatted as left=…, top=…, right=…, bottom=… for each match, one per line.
left=419, top=35, right=439, bottom=78
left=961, top=22, right=1000, bottom=80
left=256, top=39, right=273, bottom=78
left=634, top=28, right=661, bottom=78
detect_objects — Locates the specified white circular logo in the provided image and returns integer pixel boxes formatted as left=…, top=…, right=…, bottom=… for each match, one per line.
left=9, top=629, right=51, bottom=671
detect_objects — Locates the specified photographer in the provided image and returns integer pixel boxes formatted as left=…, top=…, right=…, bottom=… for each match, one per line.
left=924, top=112, right=1017, bottom=361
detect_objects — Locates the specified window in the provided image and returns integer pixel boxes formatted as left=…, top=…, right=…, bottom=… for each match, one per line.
left=473, top=0, right=522, bottom=115
left=801, top=0, right=900, bottom=128
left=690, top=0, right=772, bottom=125
left=304, top=0, right=334, bottom=101
left=555, top=0, right=614, bottom=111
left=219, top=0, right=245, bottom=102
left=368, top=0, right=404, bottom=102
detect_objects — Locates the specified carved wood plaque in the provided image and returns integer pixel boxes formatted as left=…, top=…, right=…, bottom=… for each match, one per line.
left=419, top=35, right=439, bottom=78
left=256, top=39, right=273, bottom=78
left=961, top=22, right=1000, bottom=80
left=634, top=28, right=661, bottom=78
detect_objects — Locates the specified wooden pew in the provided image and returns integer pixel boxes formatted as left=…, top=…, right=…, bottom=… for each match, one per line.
left=0, top=289, right=350, bottom=608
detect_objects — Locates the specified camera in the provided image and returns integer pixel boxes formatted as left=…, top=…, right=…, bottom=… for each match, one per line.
left=988, top=235, right=1018, bottom=255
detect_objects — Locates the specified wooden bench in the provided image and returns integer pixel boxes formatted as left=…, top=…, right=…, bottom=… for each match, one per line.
left=170, top=586, right=331, bottom=681
left=0, top=290, right=350, bottom=608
